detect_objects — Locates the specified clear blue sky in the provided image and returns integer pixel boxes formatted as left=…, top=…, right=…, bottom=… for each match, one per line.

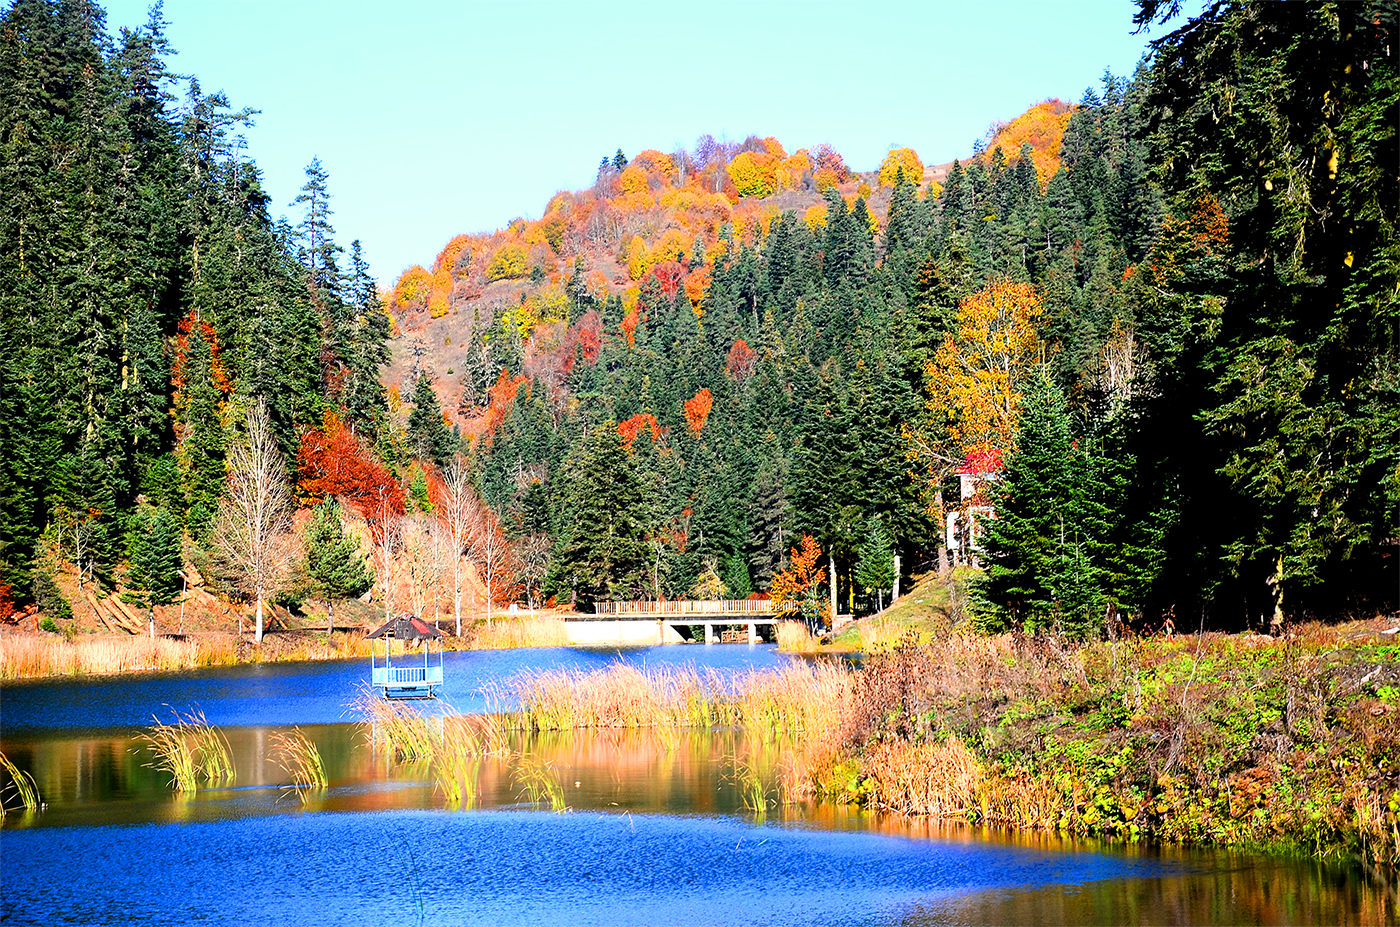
left=102, top=1, right=1181, bottom=285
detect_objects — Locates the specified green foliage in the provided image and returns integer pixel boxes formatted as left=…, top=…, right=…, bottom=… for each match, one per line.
left=33, top=567, right=72, bottom=623
left=406, top=373, right=454, bottom=466
left=125, top=506, right=183, bottom=608
left=303, top=500, right=373, bottom=604
left=854, top=520, right=895, bottom=612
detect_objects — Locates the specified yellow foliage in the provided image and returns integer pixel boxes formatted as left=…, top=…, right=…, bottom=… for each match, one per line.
left=652, top=228, right=691, bottom=266
left=394, top=265, right=432, bottom=308
left=923, top=180, right=944, bottom=200
left=785, top=149, right=813, bottom=178
left=803, top=204, right=828, bottom=231
left=659, top=188, right=701, bottom=211
left=728, top=151, right=779, bottom=198
left=428, top=291, right=450, bottom=318
left=626, top=237, right=651, bottom=280
left=924, top=280, right=1044, bottom=458
left=984, top=99, right=1073, bottom=187
left=619, top=165, right=650, bottom=196
left=878, top=147, right=924, bottom=187
left=621, top=286, right=640, bottom=313
left=856, top=181, right=872, bottom=199
left=485, top=244, right=529, bottom=282
left=814, top=167, right=839, bottom=192
left=521, top=222, right=549, bottom=246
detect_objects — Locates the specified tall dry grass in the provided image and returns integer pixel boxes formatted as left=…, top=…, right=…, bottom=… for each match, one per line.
left=0, top=751, right=41, bottom=814
left=0, top=635, right=214, bottom=679
left=139, top=709, right=236, bottom=792
left=775, top=621, right=821, bottom=653
left=858, top=617, right=904, bottom=653
left=496, top=660, right=850, bottom=736
left=471, top=617, right=570, bottom=650
left=271, top=727, right=328, bottom=803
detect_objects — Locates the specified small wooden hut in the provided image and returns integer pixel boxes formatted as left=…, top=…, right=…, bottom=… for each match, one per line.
left=365, top=614, right=444, bottom=699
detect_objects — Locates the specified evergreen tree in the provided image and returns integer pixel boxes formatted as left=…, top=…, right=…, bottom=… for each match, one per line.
left=303, top=500, right=373, bottom=632
left=125, top=506, right=183, bottom=608
left=406, top=372, right=454, bottom=465
left=854, top=519, right=895, bottom=613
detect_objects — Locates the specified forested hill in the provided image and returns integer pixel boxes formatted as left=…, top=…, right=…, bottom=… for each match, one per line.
left=0, top=0, right=1395, bottom=634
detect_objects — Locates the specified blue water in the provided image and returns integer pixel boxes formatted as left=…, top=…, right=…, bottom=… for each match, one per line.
left=0, top=809, right=1172, bottom=926
left=0, top=644, right=791, bottom=732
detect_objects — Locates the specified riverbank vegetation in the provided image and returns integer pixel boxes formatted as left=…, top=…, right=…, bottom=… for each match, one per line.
left=3, top=0, right=1392, bottom=649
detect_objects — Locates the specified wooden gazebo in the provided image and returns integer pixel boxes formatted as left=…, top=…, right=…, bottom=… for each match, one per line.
left=365, top=614, right=444, bottom=700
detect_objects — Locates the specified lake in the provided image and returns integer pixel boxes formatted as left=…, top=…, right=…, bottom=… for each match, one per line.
left=0, top=645, right=1390, bottom=925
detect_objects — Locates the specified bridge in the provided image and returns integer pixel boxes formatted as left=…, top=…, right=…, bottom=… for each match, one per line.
left=565, top=599, right=790, bottom=645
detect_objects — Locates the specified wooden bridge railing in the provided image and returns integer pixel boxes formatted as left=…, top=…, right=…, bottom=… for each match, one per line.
left=593, top=599, right=779, bottom=618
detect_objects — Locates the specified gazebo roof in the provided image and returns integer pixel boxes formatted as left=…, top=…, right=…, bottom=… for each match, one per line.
left=365, top=614, right=442, bottom=642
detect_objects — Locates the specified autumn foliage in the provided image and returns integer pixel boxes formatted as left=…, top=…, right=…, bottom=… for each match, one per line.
left=878, top=148, right=924, bottom=187
left=770, top=534, right=824, bottom=621
left=683, top=388, right=713, bottom=436
left=297, top=411, right=404, bottom=520
left=982, top=99, right=1074, bottom=186
left=617, top=412, right=662, bottom=451
left=725, top=339, right=757, bottom=382
left=924, top=280, right=1044, bottom=461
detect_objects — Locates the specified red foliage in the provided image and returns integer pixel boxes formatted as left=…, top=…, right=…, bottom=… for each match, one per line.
left=618, top=412, right=662, bottom=451
left=171, top=310, right=231, bottom=442
left=0, top=582, right=16, bottom=621
left=483, top=369, right=530, bottom=440
left=651, top=261, right=686, bottom=301
left=725, top=339, right=757, bottom=382
left=563, top=310, right=603, bottom=371
left=683, top=388, right=713, bottom=436
left=297, top=411, right=404, bottom=521
left=620, top=309, right=640, bottom=347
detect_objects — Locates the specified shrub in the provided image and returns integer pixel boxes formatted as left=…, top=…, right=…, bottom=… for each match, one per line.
left=486, top=244, right=529, bottom=281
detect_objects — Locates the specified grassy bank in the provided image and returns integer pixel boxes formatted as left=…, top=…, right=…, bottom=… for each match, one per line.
left=797, top=624, right=1400, bottom=868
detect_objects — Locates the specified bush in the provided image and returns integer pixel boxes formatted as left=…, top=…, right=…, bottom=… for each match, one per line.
left=33, top=568, right=72, bottom=622
left=39, top=616, right=58, bottom=633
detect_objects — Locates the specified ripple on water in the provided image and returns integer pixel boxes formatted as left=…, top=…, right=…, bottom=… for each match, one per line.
left=0, top=810, right=1172, bottom=927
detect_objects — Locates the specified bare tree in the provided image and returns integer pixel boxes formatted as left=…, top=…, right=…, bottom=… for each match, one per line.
left=213, top=401, right=295, bottom=644
left=368, top=487, right=401, bottom=624
left=438, top=458, right=475, bottom=636
left=468, top=499, right=512, bottom=629
left=400, top=513, right=445, bottom=622
left=515, top=533, right=551, bottom=611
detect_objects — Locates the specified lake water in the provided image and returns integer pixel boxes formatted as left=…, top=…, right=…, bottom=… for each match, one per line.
left=1, top=645, right=1391, bottom=925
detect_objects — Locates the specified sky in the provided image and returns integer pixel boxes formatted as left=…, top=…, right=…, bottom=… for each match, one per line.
left=102, top=1, right=1180, bottom=285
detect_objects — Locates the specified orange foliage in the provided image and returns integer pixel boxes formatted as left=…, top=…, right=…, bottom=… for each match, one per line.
left=683, top=388, right=713, bottom=436
left=924, top=280, right=1044, bottom=460
left=1148, top=193, right=1230, bottom=280
left=770, top=534, right=822, bottom=617
left=725, top=339, right=757, bottom=382
left=297, top=411, right=405, bottom=520
left=631, top=149, right=677, bottom=182
left=620, top=308, right=639, bottom=347
left=619, top=165, right=650, bottom=195
left=171, top=310, right=231, bottom=400
left=812, top=143, right=849, bottom=182
left=683, top=264, right=711, bottom=309
left=482, top=369, right=530, bottom=440
left=728, top=151, right=780, bottom=198
left=803, top=203, right=828, bottom=231
left=983, top=99, right=1074, bottom=186
left=617, top=412, right=662, bottom=451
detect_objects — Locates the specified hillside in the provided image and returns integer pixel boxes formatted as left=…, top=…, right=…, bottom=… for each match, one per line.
left=382, top=101, right=1073, bottom=425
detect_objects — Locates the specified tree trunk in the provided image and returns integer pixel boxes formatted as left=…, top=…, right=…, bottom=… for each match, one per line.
left=828, top=556, right=837, bottom=627
left=255, top=592, right=264, bottom=644
left=892, top=553, right=901, bottom=604
left=327, top=598, right=334, bottom=635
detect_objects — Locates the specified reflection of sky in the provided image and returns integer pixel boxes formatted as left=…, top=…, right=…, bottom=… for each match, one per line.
left=0, top=645, right=795, bottom=732
left=0, top=808, right=1177, bottom=927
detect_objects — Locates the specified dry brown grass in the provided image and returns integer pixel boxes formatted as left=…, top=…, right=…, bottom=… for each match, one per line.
left=470, top=617, right=570, bottom=650
left=858, top=617, right=904, bottom=653
left=497, top=660, right=850, bottom=736
left=0, top=635, right=207, bottom=679
left=775, top=621, right=821, bottom=653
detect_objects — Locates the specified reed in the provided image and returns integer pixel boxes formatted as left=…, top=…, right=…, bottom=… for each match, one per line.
left=0, top=751, right=41, bottom=814
left=139, top=709, right=235, bottom=791
left=0, top=635, right=211, bottom=679
left=857, top=617, right=903, bottom=653
left=434, top=715, right=510, bottom=808
left=471, top=617, right=570, bottom=650
left=497, top=660, right=851, bottom=737
left=775, top=621, right=821, bottom=653
left=728, top=755, right=771, bottom=820
left=514, top=754, right=567, bottom=812
left=351, top=687, right=437, bottom=762
left=271, top=727, right=328, bottom=803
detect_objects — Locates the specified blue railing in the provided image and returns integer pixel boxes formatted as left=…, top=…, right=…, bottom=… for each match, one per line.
left=372, top=665, right=444, bottom=687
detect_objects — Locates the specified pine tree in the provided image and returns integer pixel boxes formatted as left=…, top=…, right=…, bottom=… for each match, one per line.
left=406, top=373, right=454, bottom=465
left=303, top=500, right=373, bottom=632
left=854, top=519, right=895, bottom=613
left=125, top=506, right=183, bottom=608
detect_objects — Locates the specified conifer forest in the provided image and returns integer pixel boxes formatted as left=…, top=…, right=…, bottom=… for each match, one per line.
left=0, top=0, right=1395, bottom=638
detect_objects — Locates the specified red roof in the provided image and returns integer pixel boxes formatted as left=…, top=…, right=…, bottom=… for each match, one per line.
left=957, top=447, right=1005, bottom=475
